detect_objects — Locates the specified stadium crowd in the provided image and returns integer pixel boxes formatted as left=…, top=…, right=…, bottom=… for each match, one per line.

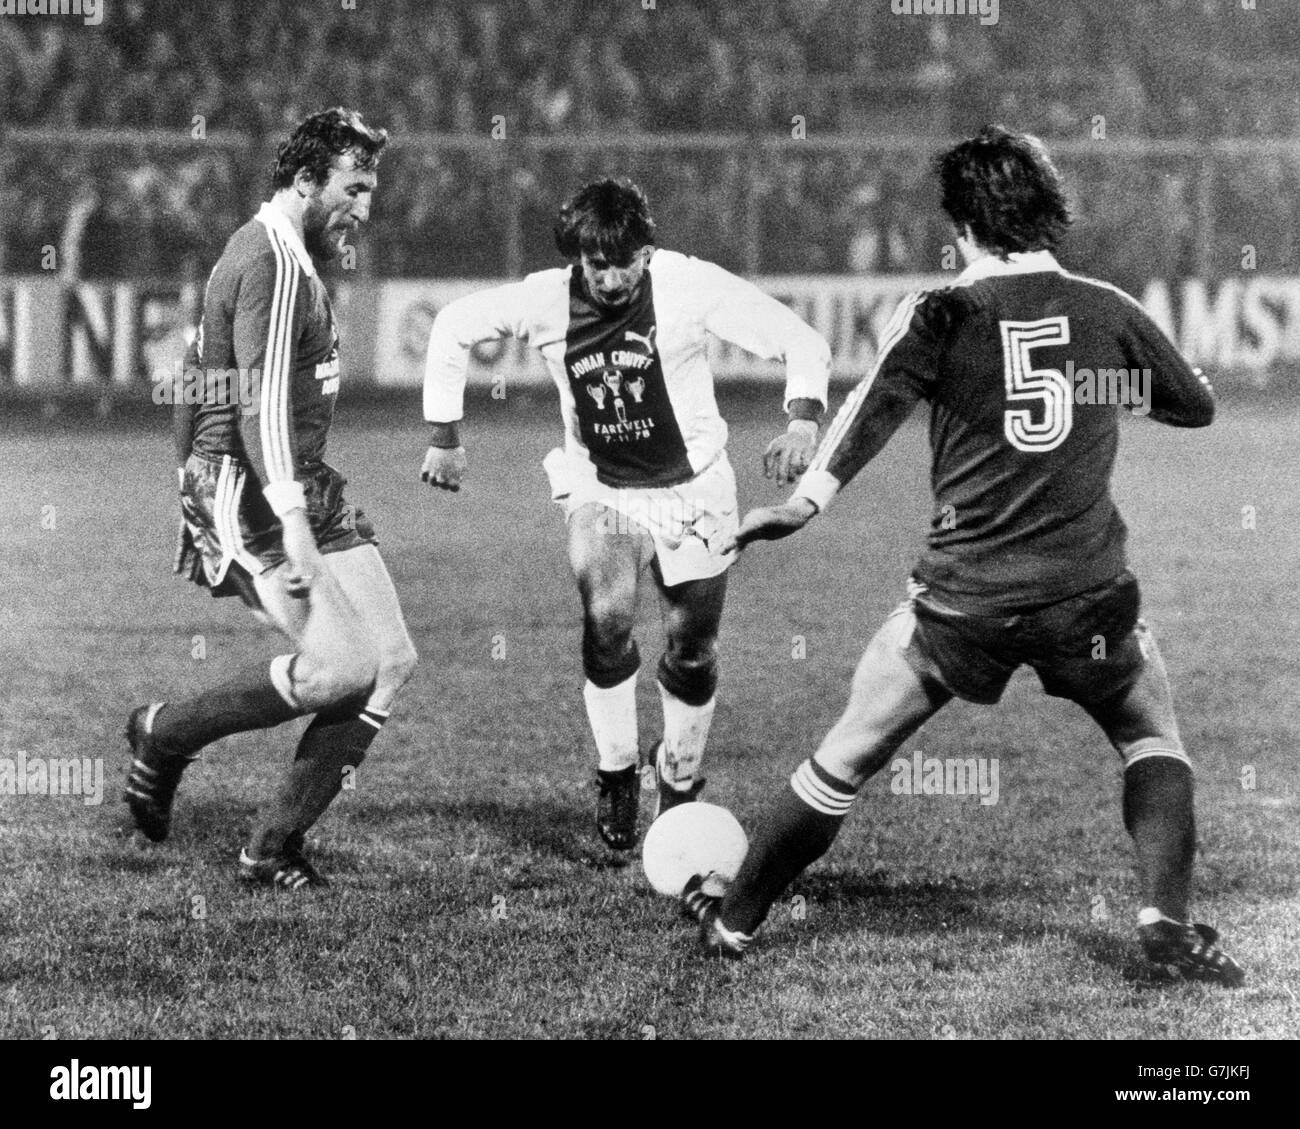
left=1, top=0, right=1295, bottom=280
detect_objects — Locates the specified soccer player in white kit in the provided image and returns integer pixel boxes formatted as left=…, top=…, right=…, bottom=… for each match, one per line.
left=420, top=178, right=830, bottom=850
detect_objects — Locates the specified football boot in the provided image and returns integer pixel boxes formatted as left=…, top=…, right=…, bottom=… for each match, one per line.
left=122, top=703, right=190, bottom=842
left=1139, top=919, right=1245, bottom=987
left=681, top=874, right=752, bottom=958
left=596, top=765, right=640, bottom=850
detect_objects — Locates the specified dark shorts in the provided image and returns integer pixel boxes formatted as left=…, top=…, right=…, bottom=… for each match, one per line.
left=178, top=454, right=376, bottom=602
left=903, top=570, right=1145, bottom=706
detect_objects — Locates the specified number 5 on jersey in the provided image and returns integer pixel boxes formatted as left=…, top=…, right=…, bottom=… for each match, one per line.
left=1000, top=316, right=1071, bottom=452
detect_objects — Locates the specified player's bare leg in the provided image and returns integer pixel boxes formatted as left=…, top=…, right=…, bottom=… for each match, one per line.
left=1080, top=624, right=1244, bottom=984
left=1080, top=624, right=1191, bottom=921
left=650, top=567, right=727, bottom=815
left=701, top=609, right=951, bottom=951
left=123, top=562, right=371, bottom=846
left=320, top=544, right=419, bottom=713
left=242, top=544, right=418, bottom=876
left=251, top=551, right=381, bottom=707
left=568, top=501, right=653, bottom=849
left=124, top=543, right=416, bottom=889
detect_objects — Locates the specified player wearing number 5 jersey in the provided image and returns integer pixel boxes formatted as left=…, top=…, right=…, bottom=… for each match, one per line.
left=682, top=126, right=1244, bottom=986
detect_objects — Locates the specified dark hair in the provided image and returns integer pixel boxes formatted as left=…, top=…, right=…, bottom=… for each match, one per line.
left=936, top=125, right=1072, bottom=256
left=272, top=107, right=389, bottom=190
left=553, top=177, right=657, bottom=265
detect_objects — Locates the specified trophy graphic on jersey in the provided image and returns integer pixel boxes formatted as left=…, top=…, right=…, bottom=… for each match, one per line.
left=602, top=369, right=628, bottom=426
left=580, top=362, right=654, bottom=440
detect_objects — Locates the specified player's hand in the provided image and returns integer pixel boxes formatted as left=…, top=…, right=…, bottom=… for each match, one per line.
left=279, top=508, right=321, bottom=600
left=421, top=445, right=467, bottom=492
left=763, top=421, right=818, bottom=485
left=720, top=498, right=818, bottom=554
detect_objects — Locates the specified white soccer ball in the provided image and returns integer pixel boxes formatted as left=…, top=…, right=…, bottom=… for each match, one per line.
left=641, top=801, right=748, bottom=898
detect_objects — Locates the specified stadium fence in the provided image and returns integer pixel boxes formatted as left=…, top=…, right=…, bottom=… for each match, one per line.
left=2, top=129, right=1298, bottom=406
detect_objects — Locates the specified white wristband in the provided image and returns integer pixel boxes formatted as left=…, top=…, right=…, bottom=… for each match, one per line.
left=263, top=480, right=307, bottom=518
left=792, top=469, right=840, bottom=513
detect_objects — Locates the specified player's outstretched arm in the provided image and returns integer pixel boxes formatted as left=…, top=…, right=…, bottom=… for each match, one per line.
left=696, top=262, right=830, bottom=407
left=693, top=259, right=831, bottom=484
left=787, top=290, right=939, bottom=516
left=421, top=280, right=540, bottom=492
left=721, top=498, right=819, bottom=555
left=1121, top=304, right=1215, bottom=427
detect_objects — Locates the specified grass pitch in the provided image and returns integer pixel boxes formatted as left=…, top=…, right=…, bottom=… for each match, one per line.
left=1, top=389, right=1296, bottom=1039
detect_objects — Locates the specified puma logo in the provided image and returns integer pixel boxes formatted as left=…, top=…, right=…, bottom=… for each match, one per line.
left=624, top=326, right=656, bottom=355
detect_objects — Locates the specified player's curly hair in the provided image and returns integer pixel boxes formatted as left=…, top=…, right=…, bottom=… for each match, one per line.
left=553, top=177, right=657, bottom=265
left=272, top=107, right=389, bottom=190
left=937, top=125, right=1072, bottom=256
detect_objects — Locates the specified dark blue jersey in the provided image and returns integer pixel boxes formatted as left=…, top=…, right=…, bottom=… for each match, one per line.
left=795, top=251, right=1214, bottom=612
left=186, top=202, right=341, bottom=517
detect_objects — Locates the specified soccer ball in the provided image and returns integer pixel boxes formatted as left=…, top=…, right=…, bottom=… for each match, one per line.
left=641, top=801, right=748, bottom=898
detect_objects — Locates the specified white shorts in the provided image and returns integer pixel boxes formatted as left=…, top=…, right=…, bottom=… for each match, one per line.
left=543, top=447, right=739, bottom=587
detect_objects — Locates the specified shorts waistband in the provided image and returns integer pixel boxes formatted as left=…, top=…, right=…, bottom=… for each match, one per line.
left=909, top=569, right=1135, bottom=621
left=186, top=452, right=332, bottom=480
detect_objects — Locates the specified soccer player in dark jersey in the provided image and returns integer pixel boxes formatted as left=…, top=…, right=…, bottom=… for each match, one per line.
left=681, top=127, right=1244, bottom=986
left=123, top=108, right=418, bottom=889
left=421, top=178, right=830, bottom=851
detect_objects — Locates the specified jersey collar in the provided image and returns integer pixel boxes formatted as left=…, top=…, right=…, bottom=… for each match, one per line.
left=955, top=248, right=1060, bottom=284
left=255, top=202, right=317, bottom=277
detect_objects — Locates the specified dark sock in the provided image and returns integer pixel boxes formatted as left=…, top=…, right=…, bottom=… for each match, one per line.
left=657, top=651, right=717, bottom=706
left=249, top=698, right=388, bottom=858
left=1123, top=755, right=1195, bottom=921
left=721, top=758, right=856, bottom=935
left=583, top=633, right=640, bottom=688
left=152, top=664, right=301, bottom=759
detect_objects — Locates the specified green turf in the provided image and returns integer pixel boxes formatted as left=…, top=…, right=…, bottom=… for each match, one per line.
left=0, top=392, right=1296, bottom=1039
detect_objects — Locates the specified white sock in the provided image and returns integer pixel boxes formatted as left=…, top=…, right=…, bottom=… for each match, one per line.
left=657, top=685, right=715, bottom=791
left=1137, top=906, right=1185, bottom=927
left=585, top=673, right=639, bottom=772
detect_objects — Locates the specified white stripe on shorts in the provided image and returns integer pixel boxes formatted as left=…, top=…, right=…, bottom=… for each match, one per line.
left=214, top=456, right=262, bottom=575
